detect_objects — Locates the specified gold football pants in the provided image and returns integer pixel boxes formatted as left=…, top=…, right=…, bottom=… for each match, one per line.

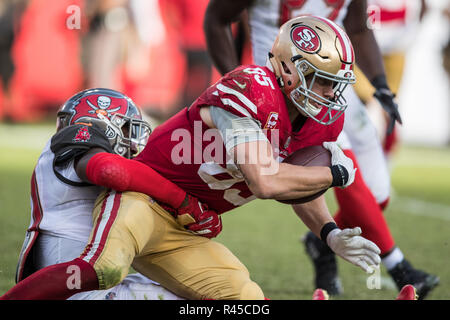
left=79, top=190, right=264, bottom=300
left=353, top=53, right=406, bottom=103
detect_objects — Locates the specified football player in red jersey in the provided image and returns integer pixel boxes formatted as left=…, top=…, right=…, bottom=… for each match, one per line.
left=1, top=17, right=381, bottom=300
left=203, top=0, right=439, bottom=299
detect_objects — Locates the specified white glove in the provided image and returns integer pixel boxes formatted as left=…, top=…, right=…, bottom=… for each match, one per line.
left=323, top=141, right=356, bottom=188
left=327, top=227, right=381, bottom=273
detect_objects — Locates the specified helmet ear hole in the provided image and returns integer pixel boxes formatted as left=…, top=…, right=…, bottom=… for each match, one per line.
left=281, top=61, right=291, bottom=74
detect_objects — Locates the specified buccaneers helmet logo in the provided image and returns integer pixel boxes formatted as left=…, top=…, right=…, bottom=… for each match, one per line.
left=70, top=95, right=128, bottom=124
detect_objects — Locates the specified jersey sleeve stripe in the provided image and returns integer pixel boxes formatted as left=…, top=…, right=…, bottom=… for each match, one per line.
left=314, top=16, right=354, bottom=66
left=216, top=83, right=258, bottom=114
left=219, top=98, right=253, bottom=118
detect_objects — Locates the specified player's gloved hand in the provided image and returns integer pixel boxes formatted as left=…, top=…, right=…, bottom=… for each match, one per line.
left=176, top=194, right=223, bottom=238
left=323, top=141, right=356, bottom=188
left=371, top=75, right=403, bottom=135
left=326, top=227, right=381, bottom=273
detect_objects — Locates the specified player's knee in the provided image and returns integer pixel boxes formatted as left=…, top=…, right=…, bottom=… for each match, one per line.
left=95, top=262, right=130, bottom=289
left=221, top=272, right=264, bottom=300
left=239, top=281, right=265, bottom=300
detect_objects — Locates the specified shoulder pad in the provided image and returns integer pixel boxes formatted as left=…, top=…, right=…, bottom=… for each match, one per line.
left=213, top=65, right=280, bottom=119
left=50, top=123, right=113, bottom=167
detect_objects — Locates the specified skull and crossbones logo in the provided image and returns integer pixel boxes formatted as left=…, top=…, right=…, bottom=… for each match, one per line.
left=87, top=96, right=121, bottom=117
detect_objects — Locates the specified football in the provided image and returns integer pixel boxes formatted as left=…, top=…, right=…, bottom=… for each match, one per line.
left=277, top=145, right=331, bottom=204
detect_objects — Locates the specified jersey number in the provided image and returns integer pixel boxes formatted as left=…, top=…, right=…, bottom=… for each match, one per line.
left=243, top=67, right=275, bottom=89
left=197, top=162, right=256, bottom=206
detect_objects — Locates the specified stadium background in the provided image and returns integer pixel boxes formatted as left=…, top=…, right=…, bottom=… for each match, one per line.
left=0, top=0, right=449, bottom=300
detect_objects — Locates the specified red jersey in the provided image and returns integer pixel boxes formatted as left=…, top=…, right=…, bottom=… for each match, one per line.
left=135, top=65, right=343, bottom=213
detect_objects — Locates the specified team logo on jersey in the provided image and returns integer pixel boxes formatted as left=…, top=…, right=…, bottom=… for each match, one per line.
left=291, top=25, right=321, bottom=54
left=264, top=112, right=279, bottom=129
left=70, top=95, right=128, bottom=124
left=73, top=126, right=91, bottom=142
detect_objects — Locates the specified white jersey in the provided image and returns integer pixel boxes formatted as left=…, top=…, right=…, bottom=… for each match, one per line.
left=30, top=139, right=103, bottom=242
left=367, top=0, right=424, bottom=54
left=248, top=0, right=352, bottom=66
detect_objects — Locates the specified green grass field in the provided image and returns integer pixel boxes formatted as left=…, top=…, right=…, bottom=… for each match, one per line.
left=0, top=122, right=449, bottom=300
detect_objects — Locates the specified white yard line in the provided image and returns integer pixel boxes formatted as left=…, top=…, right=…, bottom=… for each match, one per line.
left=390, top=195, right=450, bottom=222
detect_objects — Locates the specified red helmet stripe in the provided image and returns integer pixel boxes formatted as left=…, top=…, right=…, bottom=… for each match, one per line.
left=314, top=16, right=354, bottom=68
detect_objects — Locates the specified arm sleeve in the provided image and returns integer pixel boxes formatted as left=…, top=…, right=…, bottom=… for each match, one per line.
left=85, top=152, right=186, bottom=209
left=209, top=106, right=268, bottom=153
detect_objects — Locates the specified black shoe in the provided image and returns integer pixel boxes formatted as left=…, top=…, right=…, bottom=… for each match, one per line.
left=302, top=231, right=343, bottom=296
left=388, top=259, right=439, bottom=300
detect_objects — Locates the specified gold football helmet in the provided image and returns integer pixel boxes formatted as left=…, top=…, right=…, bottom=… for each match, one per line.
left=269, top=15, right=356, bottom=125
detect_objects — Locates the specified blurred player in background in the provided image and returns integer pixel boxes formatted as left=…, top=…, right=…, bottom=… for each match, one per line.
left=82, top=0, right=212, bottom=123
left=0, top=0, right=29, bottom=121
left=11, top=88, right=220, bottom=300
left=81, top=0, right=186, bottom=121
left=159, top=0, right=212, bottom=119
left=441, top=2, right=450, bottom=82
left=354, top=0, right=427, bottom=161
left=1, top=16, right=383, bottom=300
left=7, top=0, right=85, bottom=122
left=203, top=0, right=438, bottom=299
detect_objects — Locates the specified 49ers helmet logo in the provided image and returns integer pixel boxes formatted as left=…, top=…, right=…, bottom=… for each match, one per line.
left=291, top=25, right=321, bottom=54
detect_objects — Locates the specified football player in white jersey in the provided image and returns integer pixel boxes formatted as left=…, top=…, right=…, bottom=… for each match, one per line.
left=353, top=0, right=427, bottom=160
left=12, top=88, right=224, bottom=300
left=204, top=0, right=438, bottom=299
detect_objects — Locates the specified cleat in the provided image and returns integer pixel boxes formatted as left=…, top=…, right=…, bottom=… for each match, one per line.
left=302, top=231, right=343, bottom=296
left=388, top=259, right=440, bottom=300
left=312, top=288, right=329, bottom=300
left=396, top=285, right=418, bottom=300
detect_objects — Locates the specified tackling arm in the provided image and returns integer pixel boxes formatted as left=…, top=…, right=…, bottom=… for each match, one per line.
left=75, top=148, right=223, bottom=238
left=75, top=148, right=187, bottom=209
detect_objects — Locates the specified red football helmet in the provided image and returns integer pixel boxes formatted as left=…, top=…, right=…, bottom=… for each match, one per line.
left=57, top=88, right=152, bottom=158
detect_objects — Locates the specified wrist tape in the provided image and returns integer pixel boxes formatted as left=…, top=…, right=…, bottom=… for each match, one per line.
left=330, top=164, right=349, bottom=187
left=320, top=222, right=339, bottom=244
